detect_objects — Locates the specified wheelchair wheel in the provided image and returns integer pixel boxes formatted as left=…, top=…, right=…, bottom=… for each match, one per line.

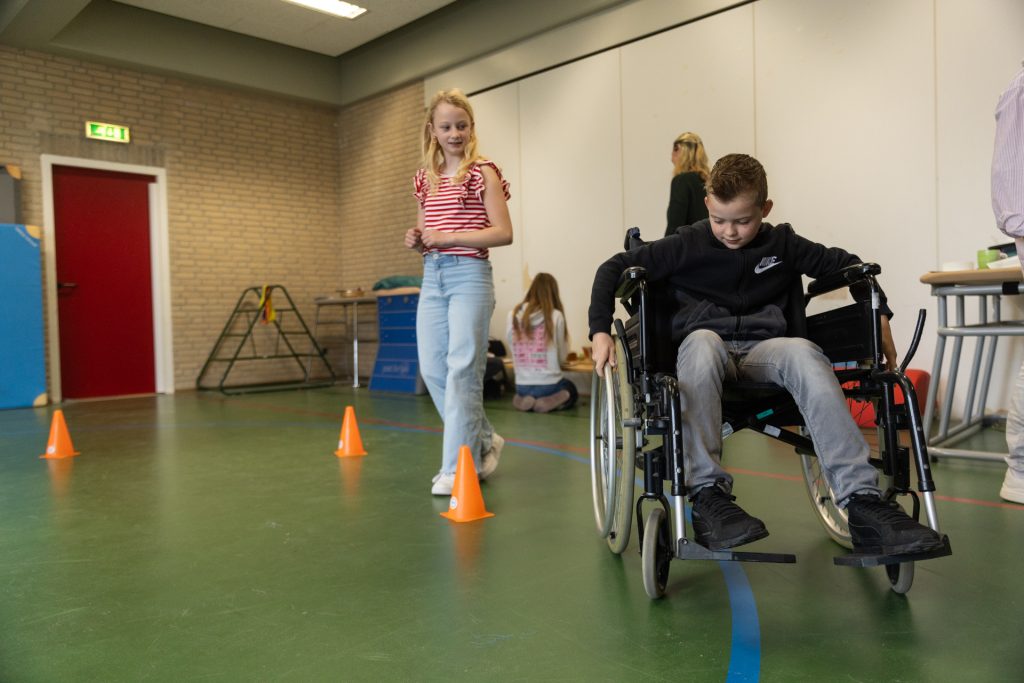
left=591, top=334, right=636, bottom=555
left=641, top=506, right=672, bottom=599
left=799, top=448, right=852, bottom=549
left=590, top=371, right=615, bottom=538
left=886, top=561, right=915, bottom=594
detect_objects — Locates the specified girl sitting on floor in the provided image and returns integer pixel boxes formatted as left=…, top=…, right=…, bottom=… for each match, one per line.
left=506, top=273, right=578, bottom=413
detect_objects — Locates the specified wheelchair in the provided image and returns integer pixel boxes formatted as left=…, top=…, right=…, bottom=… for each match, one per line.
left=590, top=228, right=952, bottom=598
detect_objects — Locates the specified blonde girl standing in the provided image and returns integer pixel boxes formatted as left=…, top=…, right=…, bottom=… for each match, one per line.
left=405, top=89, right=513, bottom=495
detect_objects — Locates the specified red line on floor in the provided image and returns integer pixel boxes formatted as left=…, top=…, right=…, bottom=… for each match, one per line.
left=198, top=394, right=1021, bottom=511
left=933, top=494, right=1023, bottom=510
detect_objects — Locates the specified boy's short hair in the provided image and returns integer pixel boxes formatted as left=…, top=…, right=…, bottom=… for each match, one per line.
left=705, top=153, right=768, bottom=205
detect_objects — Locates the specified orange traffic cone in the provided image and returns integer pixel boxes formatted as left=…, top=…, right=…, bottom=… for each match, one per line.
left=441, top=445, right=494, bottom=523
left=40, top=410, right=79, bottom=459
left=334, top=406, right=367, bottom=457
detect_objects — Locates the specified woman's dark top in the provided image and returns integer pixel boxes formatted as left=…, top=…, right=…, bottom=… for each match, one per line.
left=665, top=171, right=709, bottom=237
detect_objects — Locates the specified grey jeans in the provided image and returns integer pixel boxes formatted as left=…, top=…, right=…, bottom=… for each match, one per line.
left=675, top=330, right=880, bottom=506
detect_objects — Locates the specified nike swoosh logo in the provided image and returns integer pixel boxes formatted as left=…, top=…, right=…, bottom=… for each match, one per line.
left=753, top=261, right=782, bottom=274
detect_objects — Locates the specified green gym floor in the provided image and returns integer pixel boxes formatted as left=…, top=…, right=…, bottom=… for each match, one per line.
left=1, top=387, right=1022, bottom=682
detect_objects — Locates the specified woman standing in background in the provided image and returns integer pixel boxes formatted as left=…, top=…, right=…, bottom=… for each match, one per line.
left=664, top=132, right=710, bottom=237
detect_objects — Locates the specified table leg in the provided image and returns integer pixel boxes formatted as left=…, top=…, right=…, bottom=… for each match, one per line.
left=352, top=301, right=360, bottom=388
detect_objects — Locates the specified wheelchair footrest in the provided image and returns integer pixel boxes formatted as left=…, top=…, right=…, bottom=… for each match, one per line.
left=677, top=539, right=796, bottom=564
left=832, top=536, right=952, bottom=567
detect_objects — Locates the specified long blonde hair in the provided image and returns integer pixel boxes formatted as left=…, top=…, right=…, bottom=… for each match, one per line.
left=512, top=273, right=567, bottom=345
left=672, top=131, right=710, bottom=182
left=421, top=88, right=482, bottom=193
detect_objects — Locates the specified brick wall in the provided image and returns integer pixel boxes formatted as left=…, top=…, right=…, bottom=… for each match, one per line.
left=0, top=46, right=426, bottom=395
left=0, top=45, right=346, bottom=392
left=336, top=80, right=424, bottom=289
left=336, top=81, right=424, bottom=379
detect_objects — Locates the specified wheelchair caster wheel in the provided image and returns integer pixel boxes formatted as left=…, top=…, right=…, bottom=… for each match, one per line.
left=886, top=561, right=914, bottom=594
left=641, top=507, right=672, bottom=599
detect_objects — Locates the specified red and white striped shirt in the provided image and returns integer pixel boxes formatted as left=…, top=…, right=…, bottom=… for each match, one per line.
left=413, top=160, right=511, bottom=259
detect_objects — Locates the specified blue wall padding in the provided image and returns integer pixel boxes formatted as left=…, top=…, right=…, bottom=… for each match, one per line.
left=0, top=224, right=47, bottom=409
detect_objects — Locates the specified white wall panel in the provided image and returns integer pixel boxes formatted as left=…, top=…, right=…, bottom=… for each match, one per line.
left=420, top=0, right=1024, bottom=414
left=935, top=0, right=1024, bottom=411
left=621, top=4, right=755, bottom=237
left=425, top=0, right=739, bottom=99
left=754, top=0, right=936, bottom=361
left=936, top=0, right=1024, bottom=266
left=467, top=85, right=524, bottom=342
left=518, top=50, right=623, bottom=349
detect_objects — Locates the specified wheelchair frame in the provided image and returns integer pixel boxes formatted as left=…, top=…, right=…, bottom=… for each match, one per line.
left=590, top=230, right=952, bottom=598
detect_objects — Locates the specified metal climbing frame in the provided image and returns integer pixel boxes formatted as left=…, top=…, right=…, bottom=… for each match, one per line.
left=196, top=284, right=336, bottom=394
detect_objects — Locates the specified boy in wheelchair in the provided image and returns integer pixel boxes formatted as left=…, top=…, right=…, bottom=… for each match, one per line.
left=588, top=153, right=945, bottom=557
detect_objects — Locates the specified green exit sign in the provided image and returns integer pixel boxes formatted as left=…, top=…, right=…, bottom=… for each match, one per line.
left=85, top=121, right=131, bottom=143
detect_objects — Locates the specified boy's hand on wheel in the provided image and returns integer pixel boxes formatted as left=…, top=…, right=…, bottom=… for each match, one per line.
left=591, top=332, right=615, bottom=376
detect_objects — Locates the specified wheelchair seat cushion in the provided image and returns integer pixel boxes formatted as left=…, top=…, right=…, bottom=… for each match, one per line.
left=722, top=380, right=787, bottom=402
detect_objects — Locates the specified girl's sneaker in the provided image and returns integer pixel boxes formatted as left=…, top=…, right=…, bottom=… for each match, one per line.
left=479, top=433, right=504, bottom=480
left=431, top=472, right=455, bottom=496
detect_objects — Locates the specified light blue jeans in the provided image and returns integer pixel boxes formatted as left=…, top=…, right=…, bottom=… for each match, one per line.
left=675, top=330, right=880, bottom=506
left=417, top=253, right=496, bottom=474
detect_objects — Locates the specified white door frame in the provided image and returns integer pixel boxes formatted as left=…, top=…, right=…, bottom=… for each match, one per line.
left=40, top=154, right=174, bottom=402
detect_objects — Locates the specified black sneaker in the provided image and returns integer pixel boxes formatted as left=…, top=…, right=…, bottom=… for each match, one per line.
left=690, top=481, right=769, bottom=550
left=845, top=493, right=944, bottom=555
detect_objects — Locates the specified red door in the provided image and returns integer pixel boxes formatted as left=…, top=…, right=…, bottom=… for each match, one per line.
left=53, top=165, right=157, bottom=398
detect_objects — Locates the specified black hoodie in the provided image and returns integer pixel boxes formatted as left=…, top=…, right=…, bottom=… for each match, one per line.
left=588, top=219, right=876, bottom=345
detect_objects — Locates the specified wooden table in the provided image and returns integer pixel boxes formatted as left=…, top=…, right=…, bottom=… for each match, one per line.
left=920, top=267, right=1024, bottom=461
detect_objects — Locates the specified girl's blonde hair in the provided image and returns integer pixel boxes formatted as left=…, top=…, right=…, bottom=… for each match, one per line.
left=421, top=88, right=482, bottom=193
left=672, top=131, right=710, bottom=182
left=512, top=273, right=567, bottom=345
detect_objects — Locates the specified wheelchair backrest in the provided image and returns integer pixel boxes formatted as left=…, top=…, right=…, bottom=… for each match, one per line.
left=805, top=300, right=875, bottom=364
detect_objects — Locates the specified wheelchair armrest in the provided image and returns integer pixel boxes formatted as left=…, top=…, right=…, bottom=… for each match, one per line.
left=806, top=262, right=881, bottom=298
left=615, top=266, right=647, bottom=302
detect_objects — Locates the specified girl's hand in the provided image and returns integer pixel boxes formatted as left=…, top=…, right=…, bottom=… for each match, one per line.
left=404, top=227, right=423, bottom=251
left=591, top=332, right=615, bottom=377
left=420, top=229, right=454, bottom=249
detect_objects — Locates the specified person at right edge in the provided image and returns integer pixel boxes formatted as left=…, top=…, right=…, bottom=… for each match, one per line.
left=588, top=153, right=945, bottom=555
left=991, top=61, right=1024, bottom=504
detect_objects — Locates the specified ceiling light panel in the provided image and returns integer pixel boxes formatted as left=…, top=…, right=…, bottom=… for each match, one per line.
left=282, top=0, right=367, bottom=19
